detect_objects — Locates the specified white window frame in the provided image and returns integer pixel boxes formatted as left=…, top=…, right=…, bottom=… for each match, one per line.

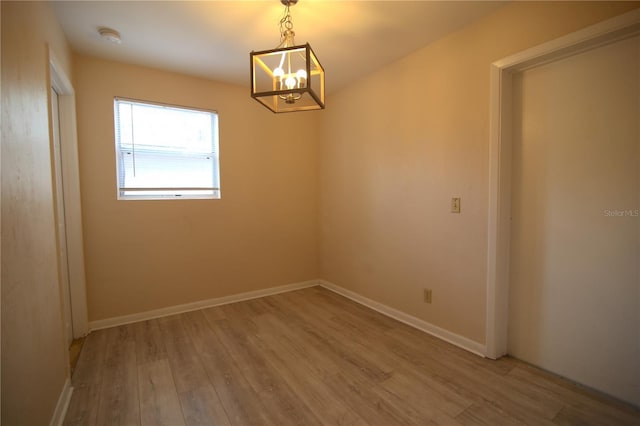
left=114, top=97, right=221, bottom=200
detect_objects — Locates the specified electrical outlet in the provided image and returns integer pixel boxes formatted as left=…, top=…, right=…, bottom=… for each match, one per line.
left=451, top=197, right=461, bottom=213
left=424, top=289, right=432, bottom=304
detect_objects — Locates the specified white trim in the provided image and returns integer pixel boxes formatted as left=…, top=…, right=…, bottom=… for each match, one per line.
left=49, top=50, right=90, bottom=338
left=493, top=8, right=640, bottom=71
left=49, top=379, right=73, bottom=426
left=485, top=9, right=640, bottom=359
left=319, top=280, right=486, bottom=357
left=89, top=280, right=318, bottom=330
left=485, top=63, right=512, bottom=359
left=49, top=55, right=73, bottom=97
left=89, top=278, right=487, bottom=357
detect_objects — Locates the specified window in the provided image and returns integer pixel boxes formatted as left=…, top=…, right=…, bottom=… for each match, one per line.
left=114, top=98, right=220, bottom=200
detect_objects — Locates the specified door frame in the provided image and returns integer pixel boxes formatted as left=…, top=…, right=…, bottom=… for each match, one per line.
left=50, top=84, right=74, bottom=346
left=49, top=49, right=89, bottom=339
left=485, top=9, right=640, bottom=359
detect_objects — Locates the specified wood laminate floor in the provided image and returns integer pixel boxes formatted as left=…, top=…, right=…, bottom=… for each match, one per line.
left=70, top=336, right=86, bottom=376
left=64, top=286, right=640, bottom=425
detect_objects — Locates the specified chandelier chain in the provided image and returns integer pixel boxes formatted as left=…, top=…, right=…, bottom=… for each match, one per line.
left=278, top=5, right=295, bottom=46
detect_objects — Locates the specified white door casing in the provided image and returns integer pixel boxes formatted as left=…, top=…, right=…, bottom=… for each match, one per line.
left=49, top=50, right=89, bottom=339
left=51, top=86, right=74, bottom=346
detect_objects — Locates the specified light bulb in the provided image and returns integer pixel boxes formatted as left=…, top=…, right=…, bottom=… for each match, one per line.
left=296, top=69, right=307, bottom=88
left=273, top=67, right=284, bottom=78
left=285, top=76, right=297, bottom=89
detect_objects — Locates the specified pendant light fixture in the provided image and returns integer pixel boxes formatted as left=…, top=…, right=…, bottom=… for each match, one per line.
left=250, top=0, right=325, bottom=113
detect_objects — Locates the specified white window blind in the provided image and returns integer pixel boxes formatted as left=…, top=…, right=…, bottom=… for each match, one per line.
left=114, top=98, right=220, bottom=200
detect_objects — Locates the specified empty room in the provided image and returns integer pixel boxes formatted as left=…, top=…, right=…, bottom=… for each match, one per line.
left=1, top=1, right=639, bottom=425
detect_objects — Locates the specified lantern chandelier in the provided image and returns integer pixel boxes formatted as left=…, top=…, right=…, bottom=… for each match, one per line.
left=250, top=0, right=325, bottom=113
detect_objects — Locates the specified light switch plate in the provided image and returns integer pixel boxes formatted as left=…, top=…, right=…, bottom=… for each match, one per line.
left=451, top=197, right=461, bottom=213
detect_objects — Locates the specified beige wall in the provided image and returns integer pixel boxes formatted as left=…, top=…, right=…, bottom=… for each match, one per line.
left=74, top=55, right=320, bottom=322
left=509, top=35, right=639, bottom=406
left=319, top=1, right=639, bottom=345
left=1, top=1, right=73, bottom=424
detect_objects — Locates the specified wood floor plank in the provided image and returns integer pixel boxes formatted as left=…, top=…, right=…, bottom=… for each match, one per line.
left=179, top=384, right=231, bottom=426
left=373, top=334, right=475, bottom=415
left=138, top=359, right=185, bottom=426
left=301, top=286, right=401, bottom=333
left=71, top=329, right=107, bottom=387
left=311, top=286, right=403, bottom=330
left=246, top=328, right=368, bottom=426
left=322, top=371, right=428, bottom=426
left=455, top=403, right=527, bottom=426
left=159, top=316, right=210, bottom=394
left=63, top=384, right=102, bottom=426
left=373, top=376, right=464, bottom=426
left=64, top=330, right=107, bottom=426
left=380, top=370, right=471, bottom=419
left=207, top=315, right=323, bottom=426
left=289, top=296, right=408, bottom=376
left=180, top=310, right=271, bottom=426
left=96, top=325, right=140, bottom=426
left=200, top=305, right=226, bottom=321
left=289, top=290, right=558, bottom=424
left=216, top=298, right=265, bottom=320
left=63, top=286, right=640, bottom=426
left=252, top=312, right=342, bottom=379
left=265, top=293, right=394, bottom=383
left=383, top=326, right=563, bottom=424
left=389, top=323, right=517, bottom=376
left=507, top=366, right=640, bottom=426
left=134, top=318, right=167, bottom=365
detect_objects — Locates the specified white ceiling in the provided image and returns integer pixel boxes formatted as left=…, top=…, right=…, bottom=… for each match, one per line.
left=52, top=1, right=506, bottom=93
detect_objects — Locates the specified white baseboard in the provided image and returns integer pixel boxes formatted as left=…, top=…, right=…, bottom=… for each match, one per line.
left=50, top=378, right=73, bottom=426
left=87, top=278, right=486, bottom=357
left=89, top=280, right=318, bottom=331
left=318, top=280, right=486, bottom=357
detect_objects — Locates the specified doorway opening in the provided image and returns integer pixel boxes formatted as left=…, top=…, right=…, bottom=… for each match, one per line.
left=485, top=9, right=640, bottom=407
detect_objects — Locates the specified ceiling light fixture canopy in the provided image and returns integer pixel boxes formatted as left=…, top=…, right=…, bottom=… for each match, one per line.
left=98, top=27, right=122, bottom=44
left=250, top=0, right=325, bottom=113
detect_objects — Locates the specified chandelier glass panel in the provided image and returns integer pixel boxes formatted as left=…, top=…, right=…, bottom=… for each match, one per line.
left=250, top=0, right=325, bottom=113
